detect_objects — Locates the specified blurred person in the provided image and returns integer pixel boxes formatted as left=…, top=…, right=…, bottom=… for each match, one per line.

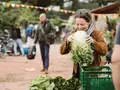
left=34, top=13, right=56, bottom=74
left=25, top=24, right=35, bottom=46
left=105, top=17, right=117, bottom=64
left=2, top=29, right=10, bottom=54
left=60, top=9, right=108, bottom=78
left=10, top=25, right=24, bottom=56
left=111, top=23, right=120, bottom=90
left=105, top=28, right=116, bottom=64
left=3, top=29, right=10, bottom=38
left=94, top=15, right=107, bottom=33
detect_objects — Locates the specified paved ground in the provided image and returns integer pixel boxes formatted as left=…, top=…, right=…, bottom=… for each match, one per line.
left=0, top=44, right=73, bottom=90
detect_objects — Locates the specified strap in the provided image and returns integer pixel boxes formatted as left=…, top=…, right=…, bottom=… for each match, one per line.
left=39, top=24, right=45, bottom=34
left=86, top=22, right=94, bottom=36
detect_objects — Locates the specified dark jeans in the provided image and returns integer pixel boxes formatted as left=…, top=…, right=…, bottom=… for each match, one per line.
left=39, top=43, right=50, bottom=69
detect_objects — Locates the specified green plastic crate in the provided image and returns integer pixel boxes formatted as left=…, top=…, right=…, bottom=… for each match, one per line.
left=80, top=66, right=115, bottom=90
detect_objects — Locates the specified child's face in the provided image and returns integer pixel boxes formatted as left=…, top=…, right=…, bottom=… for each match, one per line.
left=75, top=17, right=90, bottom=31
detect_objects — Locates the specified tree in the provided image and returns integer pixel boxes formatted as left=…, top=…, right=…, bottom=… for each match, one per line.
left=0, top=4, right=38, bottom=29
left=71, top=0, right=80, bottom=10
left=88, top=0, right=119, bottom=6
left=20, top=0, right=64, bottom=8
left=64, top=0, right=99, bottom=11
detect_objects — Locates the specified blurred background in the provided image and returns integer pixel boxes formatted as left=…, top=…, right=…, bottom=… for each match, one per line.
left=0, top=0, right=120, bottom=43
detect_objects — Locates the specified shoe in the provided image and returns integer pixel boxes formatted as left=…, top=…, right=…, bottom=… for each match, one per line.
left=41, top=68, right=45, bottom=72
left=45, top=69, right=48, bottom=74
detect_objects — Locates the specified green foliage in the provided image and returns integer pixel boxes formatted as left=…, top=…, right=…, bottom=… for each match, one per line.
left=104, top=30, right=114, bottom=48
left=109, top=19, right=117, bottom=30
left=71, top=31, right=93, bottom=65
left=53, top=76, right=80, bottom=90
left=1, top=0, right=20, bottom=2
left=64, top=1, right=99, bottom=11
left=20, top=0, right=64, bottom=8
left=0, top=4, right=38, bottom=29
left=15, top=8, right=38, bottom=26
left=29, top=76, right=54, bottom=90
left=88, top=0, right=117, bottom=6
left=29, top=76, right=81, bottom=90
left=79, top=2, right=99, bottom=10
left=50, top=15, right=62, bottom=26
left=46, top=11, right=69, bottom=26
left=71, top=41, right=93, bottom=65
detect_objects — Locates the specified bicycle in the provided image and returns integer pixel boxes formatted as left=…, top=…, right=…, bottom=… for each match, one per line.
left=0, top=37, right=7, bottom=59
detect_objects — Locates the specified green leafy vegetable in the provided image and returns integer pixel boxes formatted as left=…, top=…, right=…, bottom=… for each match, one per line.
left=29, top=76, right=53, bottom=90
left=71, top=31, right=93, bottom=65
left=29, top=76, right=81, bottom=90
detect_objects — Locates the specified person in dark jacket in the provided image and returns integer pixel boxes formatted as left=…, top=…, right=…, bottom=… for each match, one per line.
left=11, top=25, right=24, bottom=56
left=34, top=13, right=56, bottom=74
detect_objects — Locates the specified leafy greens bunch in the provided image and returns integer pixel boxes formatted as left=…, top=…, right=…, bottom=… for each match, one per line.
left=71, top=31, right=93, bottom=65
left=29, top=76, right=81, bottom=90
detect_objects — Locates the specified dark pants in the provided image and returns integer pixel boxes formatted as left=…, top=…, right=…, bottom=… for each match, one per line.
left=72, top=63, right=80, bottom=79
left=39, top=43, right=50, bottom=69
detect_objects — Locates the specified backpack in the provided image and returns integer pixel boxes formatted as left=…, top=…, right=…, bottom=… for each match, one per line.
left=26, top=27, right=35, bottom=38
left=31, top=29, right=36, bottom=38
left=27, top=45, right=36, bottom=60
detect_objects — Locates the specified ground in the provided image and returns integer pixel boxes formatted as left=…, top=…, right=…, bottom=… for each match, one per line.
left=0, top=44, right=73, bottom=90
